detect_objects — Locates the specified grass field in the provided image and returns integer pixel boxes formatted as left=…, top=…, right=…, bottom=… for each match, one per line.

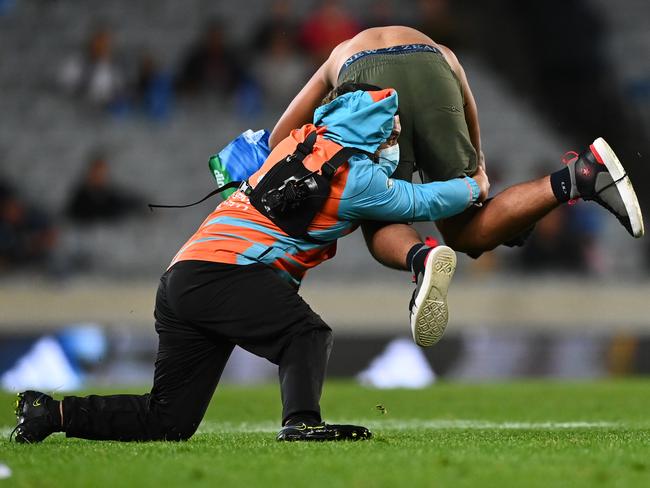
left=1, top=380, right=650, bottom=487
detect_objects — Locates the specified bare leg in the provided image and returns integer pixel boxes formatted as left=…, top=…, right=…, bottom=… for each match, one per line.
left=362, top=176, right=559, bottom=268
left=437, top=176, right=558, bottom=253
left=361, top=222, right=423, bottom=271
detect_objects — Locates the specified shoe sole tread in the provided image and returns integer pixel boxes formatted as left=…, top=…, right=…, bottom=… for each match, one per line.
left=410, top=246, right=456, bottom=347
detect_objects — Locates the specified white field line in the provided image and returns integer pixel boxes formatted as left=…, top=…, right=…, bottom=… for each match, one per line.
left=0, top=420, right=622, bottom=439
left=196, top=419, right=621, bottom=434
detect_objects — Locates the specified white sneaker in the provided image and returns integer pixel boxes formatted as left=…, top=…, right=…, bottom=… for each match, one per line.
left=409, top=245, right=457, bottom=347
left=570, top=137, right=644, bottom=238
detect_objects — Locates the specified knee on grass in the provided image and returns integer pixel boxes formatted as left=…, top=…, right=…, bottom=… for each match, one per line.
left=159, top=419, right=200, bottom=441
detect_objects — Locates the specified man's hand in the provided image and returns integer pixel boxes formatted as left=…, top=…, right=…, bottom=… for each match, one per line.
left=376, top=115, right=401, bottom=152
left=471, top=165, right=490, bottom=203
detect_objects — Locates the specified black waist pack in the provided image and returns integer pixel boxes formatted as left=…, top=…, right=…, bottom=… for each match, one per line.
left=245, top=131, right=365, bottom=244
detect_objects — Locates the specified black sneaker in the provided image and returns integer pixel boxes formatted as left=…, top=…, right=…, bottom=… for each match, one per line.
left=409, top=245, right=457, bottom=347
left=570, top=137, right=644, bottom=238
left=10, top=391, right=60, bottom=443
left=276, top=422, right=372, bottom=441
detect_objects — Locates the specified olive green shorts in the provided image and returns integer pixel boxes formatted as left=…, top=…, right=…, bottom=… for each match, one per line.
left=338, top=49, right=477, bottom=183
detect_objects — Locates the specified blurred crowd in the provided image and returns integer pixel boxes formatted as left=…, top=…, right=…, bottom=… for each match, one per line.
left=50, top=0, right=477, bottom=120
left=0, top=150, right=145, bottom=275
left=52, top=0, right=405, bottom=119
left=2, top=0, right=639, bottom=277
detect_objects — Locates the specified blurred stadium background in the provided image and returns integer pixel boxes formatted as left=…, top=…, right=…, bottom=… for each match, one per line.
left=0, top=0, right=649, bottom=391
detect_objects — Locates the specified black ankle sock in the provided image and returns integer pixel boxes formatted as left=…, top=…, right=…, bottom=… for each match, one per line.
left=406, top=243, right=431, bottom=276
left=550, top=167, right=572, bottom=203
left=47, top=399, right=63, bottom=431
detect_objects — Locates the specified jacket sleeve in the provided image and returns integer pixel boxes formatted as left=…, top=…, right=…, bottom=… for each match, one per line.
left=339, top=162, right=480, bottom=222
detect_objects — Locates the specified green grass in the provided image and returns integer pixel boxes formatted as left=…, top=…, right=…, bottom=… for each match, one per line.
left=2, top=380, right=650, bottom=487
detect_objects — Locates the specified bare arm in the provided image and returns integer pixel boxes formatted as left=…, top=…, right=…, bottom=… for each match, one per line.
left=437, top=45, right=484, bottom=170
left=441, top=47, right=482, bottom=160
left=458, top=65, right=483, bottom=170
left=269, top=62, right=333, bottom=149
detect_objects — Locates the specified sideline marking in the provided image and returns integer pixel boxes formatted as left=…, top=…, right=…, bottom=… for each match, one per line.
left=196, top=419, right=620, bottom=434
left=0, top=420, right=622, bottom=438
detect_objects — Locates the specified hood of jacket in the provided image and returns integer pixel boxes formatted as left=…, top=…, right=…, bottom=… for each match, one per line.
left=313, top=88, right=398, bottom=155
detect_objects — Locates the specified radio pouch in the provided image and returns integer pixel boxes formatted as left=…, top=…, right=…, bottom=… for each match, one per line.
left=246, top=131, right=365, bottom=244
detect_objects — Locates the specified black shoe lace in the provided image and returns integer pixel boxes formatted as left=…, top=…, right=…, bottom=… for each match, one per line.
left=409, top=286, right=418, bottom=312
left=577, top=168, right=632, bottom=236
left=594, top=173, right=628, bottom=197
left=591, top=174, right=632, bottom=230
left=9, top=425, right=21, bottom=442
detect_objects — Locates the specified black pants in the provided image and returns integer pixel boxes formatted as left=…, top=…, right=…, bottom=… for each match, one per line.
left=62, top=260, right=333, bottom=441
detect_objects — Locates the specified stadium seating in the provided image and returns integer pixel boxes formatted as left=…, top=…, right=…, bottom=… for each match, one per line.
left=0, top=0, right=646, bottom=279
